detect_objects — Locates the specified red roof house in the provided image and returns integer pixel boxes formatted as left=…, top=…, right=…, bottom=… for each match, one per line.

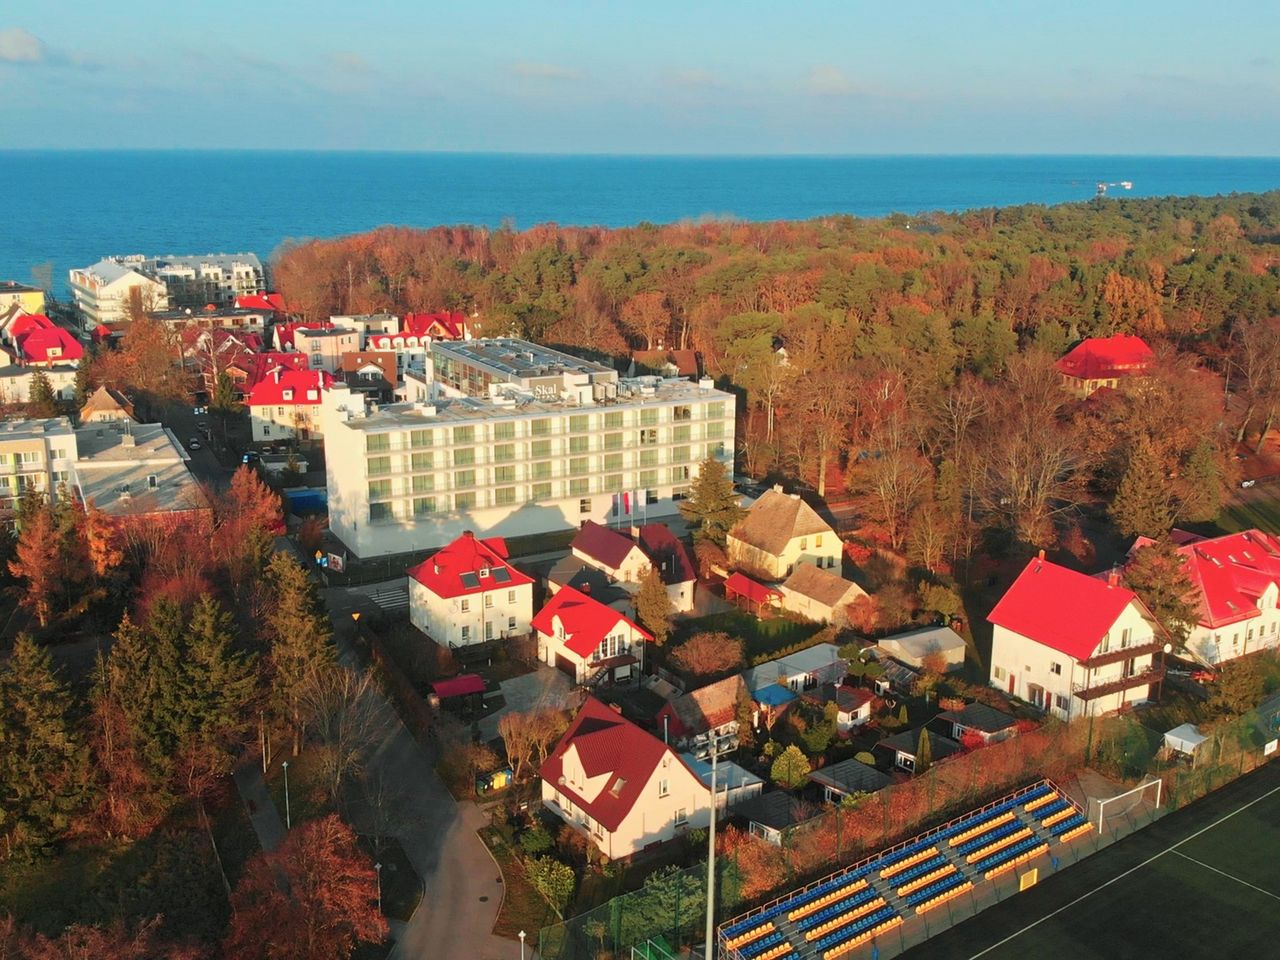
left=15, top=323, right=83, bottom=366
left=533, top=585, right=651, bottom=683
left=246, top=368, right=334, bottom=441
left=540, top=697, right=711, bottom=858
left=402, top=311, right=469, bottom=340
left=571, top=520, right=650, bottom=582
left=1056, top=334, right=1153, bottom=397
left=988, top=554, right=1163, bottom=720
left=234, top=292, right=290, bottom=314
left=406, top=532, right=536, bottom=648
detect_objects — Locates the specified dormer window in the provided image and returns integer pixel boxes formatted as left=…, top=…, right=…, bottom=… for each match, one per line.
left=307, top=390, right=318, bottom=400
left=283, top=389, right=294, bottom=400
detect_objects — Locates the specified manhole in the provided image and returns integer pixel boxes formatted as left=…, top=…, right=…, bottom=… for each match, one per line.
left=497, top=878, right=504, bottom=884
left=479, top=895, right=489, bottom=902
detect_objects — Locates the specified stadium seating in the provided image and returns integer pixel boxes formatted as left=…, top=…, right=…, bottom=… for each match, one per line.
left=904, top=871, right=970, bottom=908
left=948, top=811, right=1016, bottom=847
left=880, top=847, right=941, bottom=880
left=872, top=837, right=939, bottom=873
left=801, top=893, right=887, bottom=939
left=1058, top=820, right=1095, bottom=843
left=725, top=920, right=775, bottom=951
left=974, top=837, right=1049, bottom=879
left=1042, top=807, right=1076, bottom=829
left=914, top=877, right=974, bottom=914
left=886, top=853, right=949, bottom=888
left=937, top=795, right=1027, bottom=843
left=738, top=930, right=787, bottom=960
left=965, top=826, right=1033, bottom=864
left=1024, top=789, right=1060, bottom=813
left=954, top=820, right=1025, bottom=857
left=721, top=913, right=774, bottom=944
left=820, top=912, right=905, bottom=959
left=1019, top=783, right=1055, bottom=807
left=1050, top=813, right=1090, bottom=837
left=1035, top=798, right=1071, bottom=822
left=897, top=863, right=959, bottom=897
left=788, top=877, right=869, bottom=922
left=811, top=905, right=901, bottom=955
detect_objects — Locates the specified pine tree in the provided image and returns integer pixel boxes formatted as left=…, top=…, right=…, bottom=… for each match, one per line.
left=264, top=553, right=334, bottom=754
left=72, top=357, right=94, bottom=409
left=0, top=635, right=91, bottom=858
left=678, top=457, right=746, bottom=546
left=26, top=370, right=58, bottom=418
left=770, top=744, right=810, bottom=789
left=182, top=595, right=258, bottom=753
left=1123, top=539, right=1197, bottom=651
left=1178, top=439, right=1224, bottom=523
left=1110, top=438, right=1173, bottom=539
left=915, top=727, right=933, bottom=775
left=635, top=566, right=673, bottom=647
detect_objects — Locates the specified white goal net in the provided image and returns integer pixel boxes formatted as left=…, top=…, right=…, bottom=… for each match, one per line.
left=1092, top=777, right=1163, bottom=833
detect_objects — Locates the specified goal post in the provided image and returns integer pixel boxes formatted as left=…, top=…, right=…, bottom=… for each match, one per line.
left=1093, top=777, right=1163, bottom=833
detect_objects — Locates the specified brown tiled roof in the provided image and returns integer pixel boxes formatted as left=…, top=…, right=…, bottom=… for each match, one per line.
left=782, top=563, right=863, bottom=609
left=730, top=489, right=833, bottom=557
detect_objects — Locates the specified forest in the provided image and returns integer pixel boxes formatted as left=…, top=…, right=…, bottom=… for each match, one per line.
left=273, top=191, right=1280, bottom=582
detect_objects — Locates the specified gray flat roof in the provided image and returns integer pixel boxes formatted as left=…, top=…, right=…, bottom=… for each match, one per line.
left=432, top=338, right=615, bottom=379
left=0, top=417, right=73, bottom=441
left=809, top=759, right=891, bottom=795
left=881, top=626, right=967, bottom=658
left=73, top=423, right=206, bottom=515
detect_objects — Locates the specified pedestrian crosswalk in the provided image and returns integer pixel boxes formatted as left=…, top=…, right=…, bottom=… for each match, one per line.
left=368, top=587, right=408, bottom=613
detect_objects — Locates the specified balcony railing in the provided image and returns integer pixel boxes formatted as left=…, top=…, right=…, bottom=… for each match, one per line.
left=1080, top=640, right=1165, bottom=669
left=1073, top=665, right=1164, bottom=701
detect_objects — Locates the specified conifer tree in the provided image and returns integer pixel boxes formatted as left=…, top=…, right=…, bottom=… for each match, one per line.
left=770, top=744, right=810, bottom=789
left=678, top=456, right=746, bottom=545
left=264, top=553, right=334, bottom=754
left=1110, top=438, right=1173, bottom=538
left=916, top=727, right=933, bottom=774
left=1123, top=539, right=1198, bottom=651
left=635, top=566, right=673, bottom=647
left=182, top=595, right=258, bottom=754
left=0, top=635, right=91, bottom=858
left=1178, top=439, right=1224, bottom=523
left=26, top=370, right=58, bottom=418
left=8, top=501, right=59, bottom=628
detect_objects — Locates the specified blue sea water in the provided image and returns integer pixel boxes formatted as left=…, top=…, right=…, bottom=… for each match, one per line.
left=3, top=151, right=1280, bottom=298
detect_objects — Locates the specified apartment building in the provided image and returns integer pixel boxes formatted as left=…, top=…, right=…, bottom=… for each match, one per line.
left=293, top=327, right=361, bottom=374
left=321, top=338, right=736, bottom=558
left=144, top=253, right=266, bottom=309
left=0, top=418, right=78, bottom=508
left=0, top=282, right=45, bottom=316
left=68, top=259, right=169, bottom=328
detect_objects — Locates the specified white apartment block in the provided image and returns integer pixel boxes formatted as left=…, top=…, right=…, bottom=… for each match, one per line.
left=69, top=254, right=265, bottom=328
left=322, top=338, right=736, bottom=558
left=294, top=327, right=361, bottom=374
left=69, top=259, right=170, bottom=328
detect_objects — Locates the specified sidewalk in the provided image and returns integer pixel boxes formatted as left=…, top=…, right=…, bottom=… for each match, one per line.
left=232, top=762, right=287, bottom=853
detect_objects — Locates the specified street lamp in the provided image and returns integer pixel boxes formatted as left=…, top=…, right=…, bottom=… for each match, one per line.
left=375, top=862, right=383, bottom=914
left=281, top=760, right=291, bottom=829
left=518, top=930, right=526, bottom=960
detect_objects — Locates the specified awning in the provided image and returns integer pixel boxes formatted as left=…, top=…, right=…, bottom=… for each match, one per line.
left=1164, top=723, right=1207, bottom=755
left=725, top=572, right=781, bottom=606
left=431, top=674, right=486, bottom=699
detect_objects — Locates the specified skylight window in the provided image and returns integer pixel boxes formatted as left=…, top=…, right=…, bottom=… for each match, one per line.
left=609, top=777, right=626, bottom=797
left=459, top=572, right=480, bottom=589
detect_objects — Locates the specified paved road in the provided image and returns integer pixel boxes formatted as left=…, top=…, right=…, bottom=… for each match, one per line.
left=325, top=586, right=527, bottom=960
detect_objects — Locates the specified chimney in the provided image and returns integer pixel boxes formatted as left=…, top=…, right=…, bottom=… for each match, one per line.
left=1108, top=568, right=1120, bottom=587
left=581, top=582, right=591, bottom=595
left=1037, top=549, right=1045, bottom=560
left=433, top=562, right=440, bottom=575
left=463, top=529, right=475, bottom=539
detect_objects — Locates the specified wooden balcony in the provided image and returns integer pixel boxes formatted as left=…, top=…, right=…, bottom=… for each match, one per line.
left=1079, top=640, right=1164, bottom=669
left=1073, top=665, right=1164, bottom=701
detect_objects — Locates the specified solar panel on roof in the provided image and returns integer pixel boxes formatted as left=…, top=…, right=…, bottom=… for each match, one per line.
left=491, top=568, right=512, bottom=584
left=459, top=572, right=480, bottom=589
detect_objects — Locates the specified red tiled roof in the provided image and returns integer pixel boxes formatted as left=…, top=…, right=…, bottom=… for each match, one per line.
left=1134, top=529, right=1280, bottom=630
left=7, top=312, right=56, bottom=341
left=274, top=320, right=332, bottom=350
left=572, top=520, right=641, bottom=571
left=1056, top=335, right=1153, bottom=381
left=403, top=311, right=468, bottom=340
left=532, top=585, right=651, bottom=658
left=724, top=571, right=781, bottom=605
left=16, top=325, right=83, bottom=364
left=235, top=293, right=289, bottom=313
left=246, top=368, right=333, bottom=406
left=988, top=556, right=1145, bottom=661
left=541, top=697, right=697, bottom=833
left=237, top=352, right=310, bottom=386
left=431, top=674, right=487, bottom=699
left=406, top=531, right=533, bottom=600
left=637, top=523, right=695, bottom=584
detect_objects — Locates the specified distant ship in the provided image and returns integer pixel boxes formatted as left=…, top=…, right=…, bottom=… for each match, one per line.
left=1096, top=180, right=1134, bottom=196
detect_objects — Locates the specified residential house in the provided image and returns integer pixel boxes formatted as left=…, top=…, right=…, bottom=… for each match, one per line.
left=934, top=702, right=1017, bottom=745
left=988, top=553, right=1164, bottom=721
left=654, top=674, right=747, bottom=759
left=779, top=564, right=866, bottom=624
left=540, top=697, right=712, bottom=859
left=79, top=386, right=135, bottom=424
left=637, top=522, right=697, bottom=613
left=533, top=584, right=651, bottom=684
left=727, top=486, right=840, bottom=579
left=340, top=351, right=398, bottom=401
left=1130, top=528, right=1280, bottom=666
left=571, top=520, right=651, bottom=584
left=546, top=555, right=633, bottom=612
left=570, top=520, right=697, bottom=613
left=294, top=326, right=360, bottom=374
left=273, top=320, right=330, bottom=352
left=876, top=625, right=967, bottom=672
left=3, top=313, right=83, bottom=368
left=742, top=643, right=847, bottom=729
left=224, top=352, right=309, bottom=399
left=678, top=753, right=763, bottom=811
left=0, top=365, right=77, bottom=405
left=808, top=758, right=891, bottom=803
left=234, top=292, right=289, bottom=315
left=1056, top=334, right=1153, bottom=398
left=735, top=791, right=824, bottom=846
left=367, top=311, right=470, bottom=374
left=801, top=682, right=875, bottom=733
left=629, top=348, right=700, bottom=379
left=406, top=530, right=534, bottom=648
left=246, top=368, right=336, bottom=442
left=875, top=728, right=961, bottom=774
left=0, top=282, right=45, bottom=316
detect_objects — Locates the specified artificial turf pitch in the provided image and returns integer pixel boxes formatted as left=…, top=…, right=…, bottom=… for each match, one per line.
left=906, top=760, right=1280, bottom=960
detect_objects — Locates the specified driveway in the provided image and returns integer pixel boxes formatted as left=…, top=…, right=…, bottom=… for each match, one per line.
left=477, top=666, right=575, bottom=741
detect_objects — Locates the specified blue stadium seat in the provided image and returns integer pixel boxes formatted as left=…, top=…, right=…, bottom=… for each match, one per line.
left=970, top=836, right=1046, bottom=875
left=954, top=821, right=1025, bottom=856
left=796, top=888, right=881, bottom=933
left=1050, top=813, right=1088, bottom=837
left=738, top=930, right=785, bottom=960
left=888, top=854, right=950, bottom=887
left=904, top=872, right=970, bottom=908
left=1036, top=798, right=1071, bottom=820
left=1019, top=783, right=1054, bottom=806
left=811, top=905, right=900, bottom=953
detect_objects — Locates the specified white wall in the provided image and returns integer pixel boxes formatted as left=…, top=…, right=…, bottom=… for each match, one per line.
left=728, top=530, right=842, bottom=581
left=409, top=579, right=533, bottom=647
left=1186, top=584, right=1280, bottom=665
left=537, top=618, right=648, bottom=682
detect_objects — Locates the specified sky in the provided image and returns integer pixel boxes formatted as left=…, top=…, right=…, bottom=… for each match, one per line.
left=1, top=0, right=1277, bottom=154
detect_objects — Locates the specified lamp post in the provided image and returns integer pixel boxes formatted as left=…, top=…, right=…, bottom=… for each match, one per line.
left=281, top=760, right=291, bottom=829
left=375, top=862, right=383, bottom=914
left=704, top=743, right=718, bottom=960
left=518, top=930, right=526, bottom=960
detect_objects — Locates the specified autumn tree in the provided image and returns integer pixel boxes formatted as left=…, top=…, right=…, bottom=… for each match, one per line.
left=635, top=566, right=672, bottom=648
left=1209, top=657, right=1265, bottom=717
left=1177, top=439, right=1224, bottom=523
left=1111, top=437, right=1173, bottom=539
left=26, top=370, right=58, bottom=418
left=770, top=744, right=810, bottom=789
left=668, top=631, right=744, bottom=681
left=296, top=665, right=391, bottom=802
left=214, top=466, right=283, bottom=588
left=1122, top=539, right=1197, bottom=651
left=92, top=313, right=188, bottom=418
left=8, top=502, right=60, bottom=628
left=499, top=709, right=569, bottom=781
left=678, top=456, right=745, bottom=545
left=619, top=290, right=670, bottom=349
left=525, top=856, right=577, bottom=916
left=223, top=814, right=388, bottom=960
left=263, top=554, right=335, bottom=755
left=82, top=504, right=124, bottom=580
left=0, top=635, right=91, bottom=859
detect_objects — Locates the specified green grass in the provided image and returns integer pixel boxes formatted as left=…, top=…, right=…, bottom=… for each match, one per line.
left=480, top=826, right=559, bottom=940
left=265, top=748, right=336, bottom=827
left=673, top=609, right=823, bottom=659
left=1219, top=489, right=1280, bottom=535
left=358, top=835, right=422, bottom=922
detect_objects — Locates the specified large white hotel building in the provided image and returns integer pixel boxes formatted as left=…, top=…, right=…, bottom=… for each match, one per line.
left=322, top=339, right=736, bottom=558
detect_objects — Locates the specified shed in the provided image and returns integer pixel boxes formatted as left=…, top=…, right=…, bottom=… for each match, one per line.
left=809, top=759, right=891, bottom=802
left=878, top=626, right=967, bottom=672
left=430, top=674, right=487, bottom=699
left=1164, top=723, right=1208, bottom=757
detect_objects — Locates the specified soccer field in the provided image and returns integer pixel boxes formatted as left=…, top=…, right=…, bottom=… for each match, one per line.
left=907, top=761, right=1280, bottom=960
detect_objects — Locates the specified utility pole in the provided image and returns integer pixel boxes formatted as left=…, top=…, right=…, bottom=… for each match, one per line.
left=704, top=742, right=718, bottom=960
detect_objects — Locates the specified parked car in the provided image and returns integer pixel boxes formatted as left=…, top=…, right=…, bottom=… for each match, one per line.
left=242, top=451, right=261, bottom=465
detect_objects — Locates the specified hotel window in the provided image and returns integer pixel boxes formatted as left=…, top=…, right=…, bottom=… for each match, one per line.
left=368, top=502, right=393, bottom=522
left=604, top=411, right=624, bottom=429
left=672, top=405, right=692, bottom=422
left=495, top=486, right=517, bottom=505
left=530, top=418, right=551, bottom=436
left=707, top=401, right=725, bottom=419
left=494, top=465, right=516, bottom=484
left=493, top=421, right=515, bottom=441
left=410, top=429, right=433, bottom=448
left=579, top=497, right=592, bottom=513
left=603, top=432, right=623, bottom=451
left=569, top=414, right=590, bottom=433
left=367, top=456, right=391, bottom=477
left=531, top=439, right=552, bottom=459
left=603, top=453, right=623, bottom=472
left=639, top=470, right=658, bottom=488
left=531, top=482, right=552, bottom=501
left=366, top=434, right=391, bottom=453
left=640, top=449, right=659, bottom=467
left=532, top=461, right=552, bottom=480
left=638, top=428, right=658, bottom=446
left=453, top=426, right=475, bottom=445
left=569, top=457, right=589, bottom=476
left=570, top=479, right=590, bottom=496
left=569, top=435, right=590, bottom=454
left=368, top=479, right=391, bottom=500
left=706, top=420, right=724, bottom=440
left=454, top=448, right=475, bottom=466
left=491, top=443, right=514, bottom=463
left=454, top=470, right=476, bottom=488
left=640, top=408, right=659, bottom=427
left=672, top=425, right=691, bottom=443
left=670, top=465, right=690, bottom=483
left=411, top=452, right=433, bottom=471
left=412, top=497, right=435, bottom=517
left=455, top=491, right=477, bottom=510
left=604, top=474, right=623, bottom=491
left=671, top=446, right=690, bottom=463
left=412, top=474, right=434, bottom=493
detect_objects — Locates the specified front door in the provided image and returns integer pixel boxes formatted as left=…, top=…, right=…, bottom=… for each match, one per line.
left=1007, top=673, right=1016, bottom=695
left=1028, top=683, right=1046, bottom=710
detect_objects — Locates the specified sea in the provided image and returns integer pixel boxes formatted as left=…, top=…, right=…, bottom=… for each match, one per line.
left=4, top=151, right=1280, bottom=298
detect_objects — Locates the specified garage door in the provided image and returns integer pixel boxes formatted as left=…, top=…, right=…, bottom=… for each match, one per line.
left=555, top=654, right=578, bottom=680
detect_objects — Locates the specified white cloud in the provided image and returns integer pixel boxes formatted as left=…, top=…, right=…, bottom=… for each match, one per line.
left=807, top=64, right=858, bottom=96
left=509, top=61, right=582, bottom=82
left=0, top=27, right=44, bottom=64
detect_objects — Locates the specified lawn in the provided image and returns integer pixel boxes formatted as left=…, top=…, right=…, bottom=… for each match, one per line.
left=1217, top=486, right=1280, bottom=535
left=358, top=835, right=423, bottom=922
left=479, top=825, right=559, bottom=939
left=265, top=748, right=336, bottom=828
left=673, top=609, right=824, bottom=660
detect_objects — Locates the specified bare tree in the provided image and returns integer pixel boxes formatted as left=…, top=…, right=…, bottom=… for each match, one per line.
left=297, top=665, right=395, bottom=804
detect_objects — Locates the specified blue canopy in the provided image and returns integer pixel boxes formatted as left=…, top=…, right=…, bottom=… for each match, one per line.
left=752, top=685, right=797, bottom=707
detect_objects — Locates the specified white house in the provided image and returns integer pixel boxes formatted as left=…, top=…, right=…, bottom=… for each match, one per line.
left=246, top=368, right=336, bottom=441
left=532, top=584, right=652, bottom=684
left=541, top=697, right=712, bottom=859
left=876, top=728, right=961, bottom=774
left=571, top=520, right=697, bottom=613
left=571, top=520, right=651, bottom=584
left=1130, top=529, right=1280, bottom=666
left=802, top=683, right=875, bottom=733
left=68, top=258, right=169, bottom=328
left=988, top=553, right=1165, bottom=722
left=727, top=486, right=841, bottom=580
left=778, top=564, right=866, bottom=624
left=405, top=531, right=534, bottom=647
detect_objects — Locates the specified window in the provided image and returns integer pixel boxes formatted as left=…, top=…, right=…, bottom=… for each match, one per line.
left=638, top=429, right=658, bottom=446
left=494, top=465, right=516, bottom=484
left=1055, top=694, right=1070, bottom=711
left=147, top=474, right=158, bottom=490
left=485, top=593, right=494, bottom=608
left=640, top=408, right=659, bottom=427
left=494, top=443, right=515, bottom=463
left=495, top=486, right=516, bottom=505
left=640, top=449, right=659, bottom=467
left=815, top=535, right=823, bottom=548
left=673, top=405, right=692, bottom=421
left=603, top=453, right=623, bottom=472
left=569, top=435, right=590, bottom=454
left=412, top=474, right=434, bottom=493
left=604, top=411, right=624, bottom=429
left=994, top=666, right=1006, bottom=681
left=800, top=538, right=808, bottom=550
left=670, top=465, right=690, bottom=483
left=532, top=461, right=552, bottom=480
left=705, top=420, right=724, bottom=440
left=530, top=418, right=551, bottom=436
left=455, top=491, right=476, bottom=510
left=410, top=428, right=433, bottom=448
left=674, top=808, right=688, bottom=826
left=366, top=434, right=391, bottom=453
left=639, top=470, right=658, bottom=488
left=531, top=482, right=552, bottom=501
left=508, top=616, right=517, bottom=630
left=454, top=469, right=475, bottom=488
left=453, top=426, right=475, bottom=444
left=411, top=452, right=433, bottom=471
left=707, top=401, right=725, bottom=419
left=461, top=625, right=470, bottom=642
left=1050, top=662, right=1062, bottom=676
left=368, top=502, right=393, bottom=522
left=646, top=489, right=659, bottom=505
left=412, top=497, right=435, bottom=517
left=368, top=479, right=391, bottom=500
left=1099, top=632, right=1110, bottom=654
left=671, top=446, right=690, bottom=463
left=658, top=779, right=669, bottom=797
left=579, top=498, right=592, bottom=514
left=493, top=421, right=515, bottom=440
left=672, top=425, right=691, bottom=443
left=531, top=439, right=552, bottom=459
left=569, top=414, right=590, bottom=433
left=1120, top=628, right=1132, bottom=649
left=461, top=599, right=470, bottom=612
left=367, top=456, right=391, bottom=476
left=604, top=474, right=623, bottom=491
left=485, top=621, right=494, bottom=640
left=454, top=448, right=475, bottom=466
left=570, top=478, right=590, bottom=496
left=569, top=457, right=589, bottom=476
